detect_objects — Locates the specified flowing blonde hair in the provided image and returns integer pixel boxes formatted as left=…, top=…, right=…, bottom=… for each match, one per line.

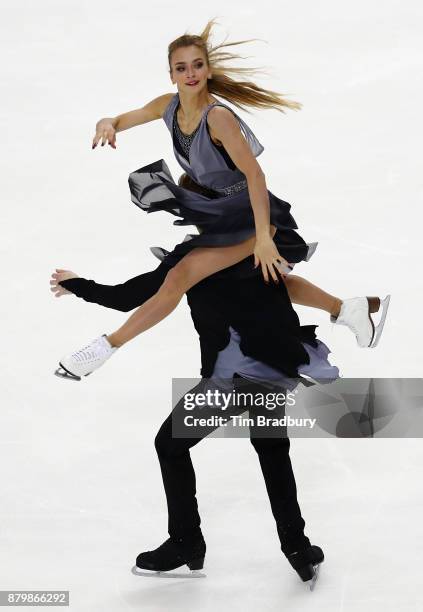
left=167, top=18, right=302, bottom=115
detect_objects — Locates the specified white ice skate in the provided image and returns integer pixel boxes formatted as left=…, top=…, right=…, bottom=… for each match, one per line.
left=54, top=334, right=117, bottom=381
left=330, top=295, right=391, bottom=348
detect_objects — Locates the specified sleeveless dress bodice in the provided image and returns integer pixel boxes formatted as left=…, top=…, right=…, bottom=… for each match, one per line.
left=172, top=100, right=236, bottom=171
left=127, top=91, right=318, bottom=271
left=162, top=92, right=264, bottom=192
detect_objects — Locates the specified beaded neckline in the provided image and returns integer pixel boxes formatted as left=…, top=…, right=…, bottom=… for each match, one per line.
left=173, top=100, right=217, bottom=162
left=173, top=112, right=200, bottom=161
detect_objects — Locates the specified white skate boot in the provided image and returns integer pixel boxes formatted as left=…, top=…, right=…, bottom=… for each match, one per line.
left=54, top=334, right=118, bottom=381
left=330, top=295, right=390, bottom=348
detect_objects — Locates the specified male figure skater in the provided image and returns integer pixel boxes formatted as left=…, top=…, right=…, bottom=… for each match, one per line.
left=56, top=251, right=325, bottom=588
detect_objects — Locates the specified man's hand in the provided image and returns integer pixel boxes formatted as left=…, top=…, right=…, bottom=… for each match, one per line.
left=50, top=269, right=79, bottom=297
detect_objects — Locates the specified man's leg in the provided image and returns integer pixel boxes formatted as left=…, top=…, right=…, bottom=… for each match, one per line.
left=154, top=403, right=204, bottom=540
left=154, top=378, right=246, bottom=538
left=135, top=379, right=244, bottom=572
left=233, top=375, right=311, bottom=556
left=250, top=435, right=311, bottom=556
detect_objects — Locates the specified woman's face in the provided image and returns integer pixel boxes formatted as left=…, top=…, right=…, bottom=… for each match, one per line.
left=170, top=45, right=211, bottom=93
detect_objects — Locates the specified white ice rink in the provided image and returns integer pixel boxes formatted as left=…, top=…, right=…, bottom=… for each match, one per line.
left=1, top=1, right=422, bottom=610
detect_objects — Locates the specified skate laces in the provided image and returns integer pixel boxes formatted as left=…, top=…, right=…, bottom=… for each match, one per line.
left=71, top=337, right=105, bottom=362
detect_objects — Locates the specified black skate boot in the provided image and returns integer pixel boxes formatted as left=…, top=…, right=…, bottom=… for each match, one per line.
left=131, top=532, right=206, bottom=578
left=287, top=545, right=324, bottom=591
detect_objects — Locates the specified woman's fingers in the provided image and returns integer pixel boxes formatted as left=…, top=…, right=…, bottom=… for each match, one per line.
left=260, top=261, right=269, bottom=283
left=257, top=258, right=290, bottom=284
left=257, top=256, right=280, bottom=284
left=264, top=259, right=279, bottom=284
left=92, top=128, right=116, bottom=149
left=108, top=130, right=116, bottom=147
left=268, top=262, right=280, bottom=283
left=274, top=258, right=290, bottom=274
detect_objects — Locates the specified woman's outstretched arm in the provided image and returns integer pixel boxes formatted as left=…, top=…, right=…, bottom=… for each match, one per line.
left=92, top=93, right=174, bottom=149
left=56, top=263, right=169, bottom=312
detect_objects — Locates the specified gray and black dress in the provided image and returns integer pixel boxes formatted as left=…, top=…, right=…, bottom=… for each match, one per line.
left=128, top=92, right=318, bottom=275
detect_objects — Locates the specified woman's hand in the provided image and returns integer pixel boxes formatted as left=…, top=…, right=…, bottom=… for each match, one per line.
left=50, top=269, right=79, bottom=297
left=92, top=118, right=117, bottom=149
left=254, top=235, right=291, bottom=283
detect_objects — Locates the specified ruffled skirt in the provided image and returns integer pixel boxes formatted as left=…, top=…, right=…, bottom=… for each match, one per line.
left=128, top=159, right=318, bottom=276
left=128, top=158, right=340, bottom=388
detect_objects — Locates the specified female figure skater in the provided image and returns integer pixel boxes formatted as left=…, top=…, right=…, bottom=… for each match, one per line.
left=53, top=19, right=390, bottom=381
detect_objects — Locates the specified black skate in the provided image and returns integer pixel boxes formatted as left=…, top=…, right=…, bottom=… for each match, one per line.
left=131, top=535, right=206, bottom=579
left=287, top=545, right=324, bottom=591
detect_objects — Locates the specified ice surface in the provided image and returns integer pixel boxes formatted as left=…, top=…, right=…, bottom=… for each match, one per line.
left=1, top=1, right=422, bottom=610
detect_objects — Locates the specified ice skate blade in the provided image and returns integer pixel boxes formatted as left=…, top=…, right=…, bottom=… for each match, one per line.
left=303, top=563, right=320, bottom=591
left=369, top=294, right=390, bottom=348
left=131, top=565, right=206, bottom=579
left=304, top=241, right=318, bottom=261
left=54, top=363, right=92, bottom=381
left=306, top=562, right=321, bottom=591
left=54, top=365, right=81, bottom=381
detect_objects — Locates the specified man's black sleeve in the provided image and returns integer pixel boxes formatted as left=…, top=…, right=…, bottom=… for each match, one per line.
left=59, top=263, right=169, bottom=312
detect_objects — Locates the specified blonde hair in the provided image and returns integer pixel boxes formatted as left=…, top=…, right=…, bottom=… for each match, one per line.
left=167, top=18, right=302, bottom=115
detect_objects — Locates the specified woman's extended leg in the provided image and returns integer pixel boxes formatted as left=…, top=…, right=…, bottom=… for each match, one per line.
left=174, top=173, right=389, bottom=347
left=283, top=275, right=342, bottom=317
left=283, top=273, right=390, bottom=348
left=107, top=228, right=277, bottom=347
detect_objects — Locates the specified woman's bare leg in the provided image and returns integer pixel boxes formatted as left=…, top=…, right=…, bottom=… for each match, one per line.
left=283, top=274, right=342, bottom=317
left=107, top=228, right=277, bottom=347
left=177, top=175, right=343, bottom=320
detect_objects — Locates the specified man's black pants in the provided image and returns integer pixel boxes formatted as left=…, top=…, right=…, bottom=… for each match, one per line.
left=154, top=375, right=311, bottom=556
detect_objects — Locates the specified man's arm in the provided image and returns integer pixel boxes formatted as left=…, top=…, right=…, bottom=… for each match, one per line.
left=59, top=263, right=169, bottom=312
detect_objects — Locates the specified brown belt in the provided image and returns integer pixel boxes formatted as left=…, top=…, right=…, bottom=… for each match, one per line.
left=178, top=173, right=222, bottom=199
